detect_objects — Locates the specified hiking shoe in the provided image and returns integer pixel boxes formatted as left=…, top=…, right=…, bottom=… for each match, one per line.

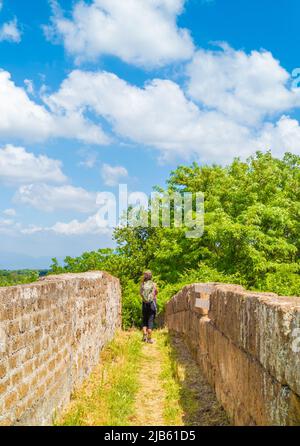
left=142, top=336, right=148, bottom=342
left=147, top=339, right=154, bottom=344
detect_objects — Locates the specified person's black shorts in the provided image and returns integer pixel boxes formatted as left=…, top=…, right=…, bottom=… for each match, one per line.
left=142, top=302, right=156, bottom=329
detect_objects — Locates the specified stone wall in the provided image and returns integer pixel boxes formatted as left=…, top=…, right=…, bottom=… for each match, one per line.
left=0, top=272, right=121, bottom=426
left=165, top=283, right=300, bottom=426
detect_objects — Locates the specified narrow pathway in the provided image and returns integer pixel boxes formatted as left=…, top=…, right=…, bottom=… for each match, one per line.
left=130, top=330, right=229, bottom=426
left=57, top=329, right=229, bottom=426
left=129, top=340, right=166, bottom=426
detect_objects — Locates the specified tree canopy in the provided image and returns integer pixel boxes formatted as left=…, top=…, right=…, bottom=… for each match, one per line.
left=50, top=152, right=300, bottom=327
left=0, top=270, right=39, bottom=287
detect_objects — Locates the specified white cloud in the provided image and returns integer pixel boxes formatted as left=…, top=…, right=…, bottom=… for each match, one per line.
left=0, top=212, right=111, bottom=236
left=47, top=70, right=225, bottom=160
left=15, top=183, right=97, bottom=213
left=0, top=218, right=17, bottom=235
left=51, top=214, right=112, bottom=236
left=46, top=59, right=300, bottom=163
left=0, top=69, right=109, bottom=144
left=101, top=163, right=128, bottom=186
left=2, top=42, right=298, bottom=164
left=0, top=218, right=14, bottom=227
left=78, top=149, right=98, bottom=169
left=24, top=79, right=34, bottom=95
left=0, top=145, right=67, bottom=185
left=20, top=225, right=44, bottom=235
left=186, top=44, right=300, bottom=126
left=45, top=0, right=194, bottom=67
left=0, top=18, right=21, bottom=43
left=0, top=206, right=113, bottom=236
left=258, top=115, right=300, bottom=156
left=9, top=214, right=112, bottom=236
left=3, top=208, right=16, bottom=217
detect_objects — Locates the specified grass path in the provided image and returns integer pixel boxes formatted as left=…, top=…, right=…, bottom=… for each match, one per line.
left=129, top=340, right=166, bottom=426
left=56, top=329, right=229, bottom=426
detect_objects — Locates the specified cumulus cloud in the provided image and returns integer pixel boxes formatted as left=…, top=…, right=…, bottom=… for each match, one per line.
left=50, top=214, right=112, bottom=236
left=15, top=183, right=97, bottom=213
left=0, top=18, right=21, bottom=43
left=24, top=79, right=34, bottom=95
left=78, top=149, right=99, bottom=169
left=14, top=213, right=112, bottom=236
left=20, top=225, right=44, bottom=235
left=258, top=115, right=300, bottom=156
left=47, top=70, right=239, bottom=160
left=1, top=43, right=299, bottom=166
left=3, top=208, right=16, bottom=217
left=2, top=213, right=111, bottom=236
left=0, top=69, right=109, bottom=144
left=0, top=145, right=67, bottom=185
left=45, top=0, right=194, bottom=67
left=101, top=163, right=128, bottom=186
left=186, top=44, right=300, bottom=126
left=46, top=69, right=300, bottom=163
left=0, top=218, right=18, bottom=235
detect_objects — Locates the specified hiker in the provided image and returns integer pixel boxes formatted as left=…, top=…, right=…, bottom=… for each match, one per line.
left=140, top=270, right=158, bottom=344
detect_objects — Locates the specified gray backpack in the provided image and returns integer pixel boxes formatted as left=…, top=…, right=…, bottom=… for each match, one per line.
left=142, top=280, right=155, bottom=303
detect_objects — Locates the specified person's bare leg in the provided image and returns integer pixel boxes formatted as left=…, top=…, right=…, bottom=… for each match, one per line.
left=147, top=329, right=153, bottom=343
left=142, top=327, right=148, bottom=341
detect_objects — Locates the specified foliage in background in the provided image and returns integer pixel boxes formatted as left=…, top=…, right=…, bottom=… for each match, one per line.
left=50, top=152, right=300, bottom=327
left=0, top=270, right=39, bottom=287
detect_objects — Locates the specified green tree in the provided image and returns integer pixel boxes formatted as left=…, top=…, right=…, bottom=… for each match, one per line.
left=50, top=152, right=300, bottom=326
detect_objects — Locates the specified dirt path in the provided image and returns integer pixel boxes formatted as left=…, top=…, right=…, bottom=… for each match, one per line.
left=129, top=340, right=166, bottom=426
left=129, top=331, right=229, bottom=426
left=57, top=329, right=229, bottom=426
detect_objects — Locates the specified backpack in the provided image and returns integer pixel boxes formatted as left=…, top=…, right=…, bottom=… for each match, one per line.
left=142, top=280, right=155, bottom=303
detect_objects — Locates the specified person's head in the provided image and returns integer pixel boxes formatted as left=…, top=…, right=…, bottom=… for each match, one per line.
left=143, top=270, right=153, bottom=282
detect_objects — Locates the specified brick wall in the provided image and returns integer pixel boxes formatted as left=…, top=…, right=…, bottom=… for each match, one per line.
left=0, top=272, right=121, bottom=426
left=166, top=283, right=300, bottom=426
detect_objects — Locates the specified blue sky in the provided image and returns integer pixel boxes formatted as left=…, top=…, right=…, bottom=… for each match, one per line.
left=0, top=0, right=299, bottom=269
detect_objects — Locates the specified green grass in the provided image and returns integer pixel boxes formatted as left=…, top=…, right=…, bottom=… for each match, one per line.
left=56, top=329, right=228, bottom=427
left=156, top=330, right=184, bottom=426
left=55, top=330, right=143, bottom=426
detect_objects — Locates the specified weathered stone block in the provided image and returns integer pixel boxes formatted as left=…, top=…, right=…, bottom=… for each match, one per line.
left=209, top=286, right=300, bottom=396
